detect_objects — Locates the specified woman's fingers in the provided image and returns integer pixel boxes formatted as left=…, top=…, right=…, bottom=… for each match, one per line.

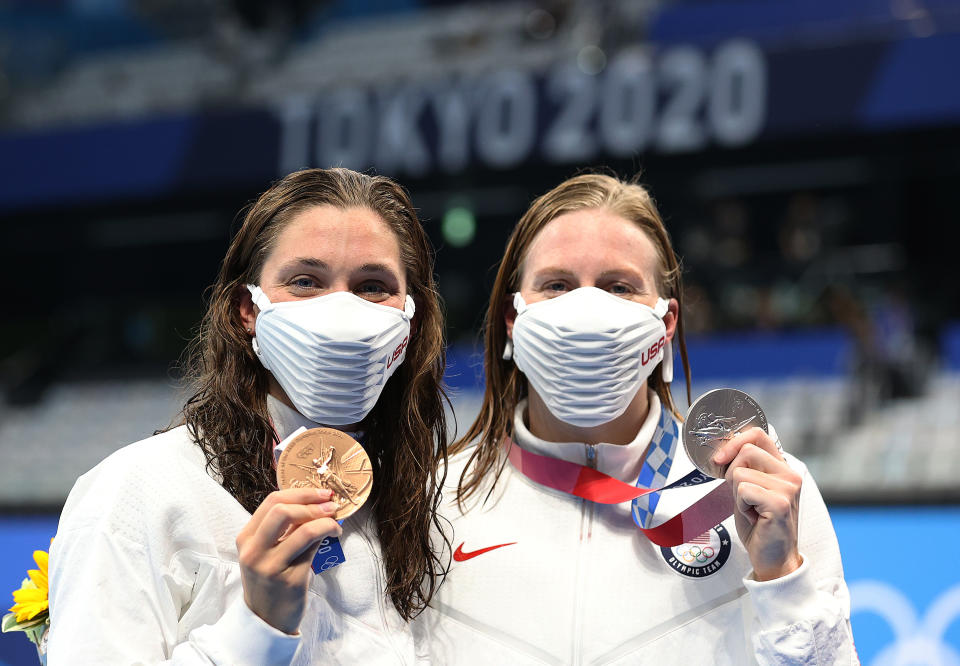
left=739, top=443, right=782, bottom=472
left=723, top=439, right=802, bottom=523
left=239, top=488, right=334, bottom=543
left=258, top=501, right=338, bottom=546
left=734, top=479, right=794, bottom=522
left=729, top=465, right=795, bottom=498
left=724, top=441, right=803, bottom=488
left=241, top=518, right=341, bottom=585
left=733, top=480, right=766, bottom=525
left=237, top=494, right=342, bottom=635
left=273, top=518, right=343, bottom=564
left=712, top=427, right=782, bottom=467
left=716, top=430, right=803, bottom=581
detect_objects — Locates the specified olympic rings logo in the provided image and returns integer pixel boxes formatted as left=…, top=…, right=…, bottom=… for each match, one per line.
left=677, top=544, right=716, bottom=564
left=850, top=579, right=960, bottom=665
left=316, top=555, right=341, bottom=572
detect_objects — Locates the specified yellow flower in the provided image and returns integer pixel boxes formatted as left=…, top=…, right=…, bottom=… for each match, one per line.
left=9, top=549, right=50, bottom=623
left=28, top=550, right=48, bottom=591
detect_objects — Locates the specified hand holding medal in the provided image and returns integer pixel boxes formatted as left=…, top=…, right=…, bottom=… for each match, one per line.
left=235, top=487, right=341, bottom=635
left=684, top=389, right=803, bottom=581
left=235, top=428, right=373, bottom=635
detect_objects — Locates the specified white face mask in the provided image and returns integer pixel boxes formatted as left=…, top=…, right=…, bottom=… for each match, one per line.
left=507, top=287, right=672, bottom=428
left=247, top=285, right=415, bottom=426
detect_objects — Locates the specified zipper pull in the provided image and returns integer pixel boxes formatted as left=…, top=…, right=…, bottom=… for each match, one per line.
left=585, top=444, right=597, bottom=469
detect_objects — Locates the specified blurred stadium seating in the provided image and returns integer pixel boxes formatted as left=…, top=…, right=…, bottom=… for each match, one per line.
left=3, top=327, right=958, bottom=506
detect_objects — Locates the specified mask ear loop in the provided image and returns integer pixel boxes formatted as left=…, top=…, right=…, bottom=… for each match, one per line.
left=503, top=292, right=527, bottom=361
left=245, top=285, right=271, bottom=360
left=661, top=339, right=673, bottom=383
left=246, top=284, right=273, bottom=311
left=653, top=298, right=673, bottom=383
left=403, top=295, right=417, bottom=319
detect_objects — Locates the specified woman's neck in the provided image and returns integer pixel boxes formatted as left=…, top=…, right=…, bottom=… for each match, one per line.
left=526, top=386, right=651, bottom=446
left=266, top=376, right=360, bottom=433
left=268, top=376, right=297, bottom=412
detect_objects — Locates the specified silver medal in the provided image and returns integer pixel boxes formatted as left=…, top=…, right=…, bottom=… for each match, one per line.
left=682, top=388, right=768, bottom=478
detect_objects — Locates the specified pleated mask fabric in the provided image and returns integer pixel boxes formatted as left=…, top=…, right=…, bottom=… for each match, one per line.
left=509, top=287, right=671, bottom=428
left=247, top=285, right=414, bottom=426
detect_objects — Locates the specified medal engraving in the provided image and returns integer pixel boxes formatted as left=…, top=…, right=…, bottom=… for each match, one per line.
left=683, top=388, right=768, bottom=478
left=276, top=428, right=373, bottom=520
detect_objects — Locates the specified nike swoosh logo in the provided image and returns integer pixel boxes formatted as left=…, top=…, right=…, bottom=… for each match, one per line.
left=453, top=541, right=517, bottom=562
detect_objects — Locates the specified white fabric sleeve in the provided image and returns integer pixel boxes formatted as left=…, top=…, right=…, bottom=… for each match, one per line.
left=742, top=465, right=858, bottom=665
left=186, top=596, right=302, bottom=665
left=47, top=479, right=301, bottom=665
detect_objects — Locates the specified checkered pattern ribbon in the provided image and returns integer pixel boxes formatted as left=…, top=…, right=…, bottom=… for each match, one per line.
left=630, top=408, right=679, bottom=529
left=503, top=404, right=735, bottom=547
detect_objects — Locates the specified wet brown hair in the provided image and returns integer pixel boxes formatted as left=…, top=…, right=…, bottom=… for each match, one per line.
left=178, top=168, right=449, bottom=620
left=452, top=172, right=690, bottom=506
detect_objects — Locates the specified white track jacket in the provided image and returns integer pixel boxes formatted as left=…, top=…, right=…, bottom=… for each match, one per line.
left=419, top=392, right=857, bottom=665
left=48, top=397, right=419, bottom=665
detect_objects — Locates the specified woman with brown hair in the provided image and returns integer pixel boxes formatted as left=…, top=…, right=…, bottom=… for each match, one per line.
left=421, top=173, right=856, bottom=664
left=47, top=168, right=449, bottom=664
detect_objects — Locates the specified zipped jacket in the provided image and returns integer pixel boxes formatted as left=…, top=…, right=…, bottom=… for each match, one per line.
left=48, top=398, right=421, bottom=665
left=419, top=392, right=857, bottom=665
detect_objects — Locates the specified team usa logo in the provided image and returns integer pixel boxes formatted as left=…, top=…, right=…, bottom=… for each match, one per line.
left=386, top=336, right=409, bottom=369
left=660, top=523, right=731, bottom=578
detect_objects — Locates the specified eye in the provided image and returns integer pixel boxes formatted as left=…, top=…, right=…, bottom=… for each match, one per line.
left=608, top=283, right=632, bottom=295
left=285, top=275, right=327, bottom=298
left=291, top=276, right=317, bottom=289
left=355, top=281, right=389, bottom=301
left=543, top=281, right=568, bottom=294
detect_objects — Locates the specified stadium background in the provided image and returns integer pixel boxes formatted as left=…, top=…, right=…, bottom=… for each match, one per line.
left=1, top=0, right=959, bottom=663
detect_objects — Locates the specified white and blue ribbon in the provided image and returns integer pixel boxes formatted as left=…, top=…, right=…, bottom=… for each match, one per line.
left=631, top=406, right=678, bottom=528
left=631, top=405, right=715, bottom=529
left=311, top=533, right=345, bottom=573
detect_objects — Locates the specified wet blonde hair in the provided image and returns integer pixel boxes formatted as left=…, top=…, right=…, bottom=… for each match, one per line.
left=453, top=172, right=690, bottom=506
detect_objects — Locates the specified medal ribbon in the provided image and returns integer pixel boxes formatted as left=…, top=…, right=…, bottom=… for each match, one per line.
left=503, top=407, right=734, bottom=547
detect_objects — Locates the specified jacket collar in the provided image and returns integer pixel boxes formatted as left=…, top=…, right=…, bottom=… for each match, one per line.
left=267, top=394, right=323, bottom=441
left=512, top=390, right=663, bottom=484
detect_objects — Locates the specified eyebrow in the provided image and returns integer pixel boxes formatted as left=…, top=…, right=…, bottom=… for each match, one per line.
left=279, top=259, right=400, bottom=277
left=531, top=267, right=578, bottom=279
left=531, top=267, right=646, bottom=282
left=281, top=258, right=330, bottom=271
left=356, top=263, right=398, bottom=276
left=598, top=268, right=646, bottom=282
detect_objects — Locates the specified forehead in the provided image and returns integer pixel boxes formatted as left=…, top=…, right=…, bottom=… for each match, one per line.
left=522, top=208, right=660, bottom=279
left=269, top=205, right=401, bottom=266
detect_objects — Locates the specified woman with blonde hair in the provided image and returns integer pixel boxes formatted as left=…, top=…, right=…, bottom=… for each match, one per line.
left=49, top=168, right=449, bottom=664
left=422, top=173, right=856, bottom=664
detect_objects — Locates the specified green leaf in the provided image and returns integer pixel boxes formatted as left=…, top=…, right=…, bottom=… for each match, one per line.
left=1, top=612, right=46, bottom=633
left=1, top=612, right=19, bottom=632
left=25, top=622, right=48, bottom=647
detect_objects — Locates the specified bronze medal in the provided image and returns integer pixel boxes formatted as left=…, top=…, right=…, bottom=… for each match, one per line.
left=276, top=428, right=373, bottom=520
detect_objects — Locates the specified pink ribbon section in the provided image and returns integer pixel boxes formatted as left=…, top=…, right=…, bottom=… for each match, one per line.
left=506, top=439, right=650, bottom=504
left=504, top=439, right=734, bottom=547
